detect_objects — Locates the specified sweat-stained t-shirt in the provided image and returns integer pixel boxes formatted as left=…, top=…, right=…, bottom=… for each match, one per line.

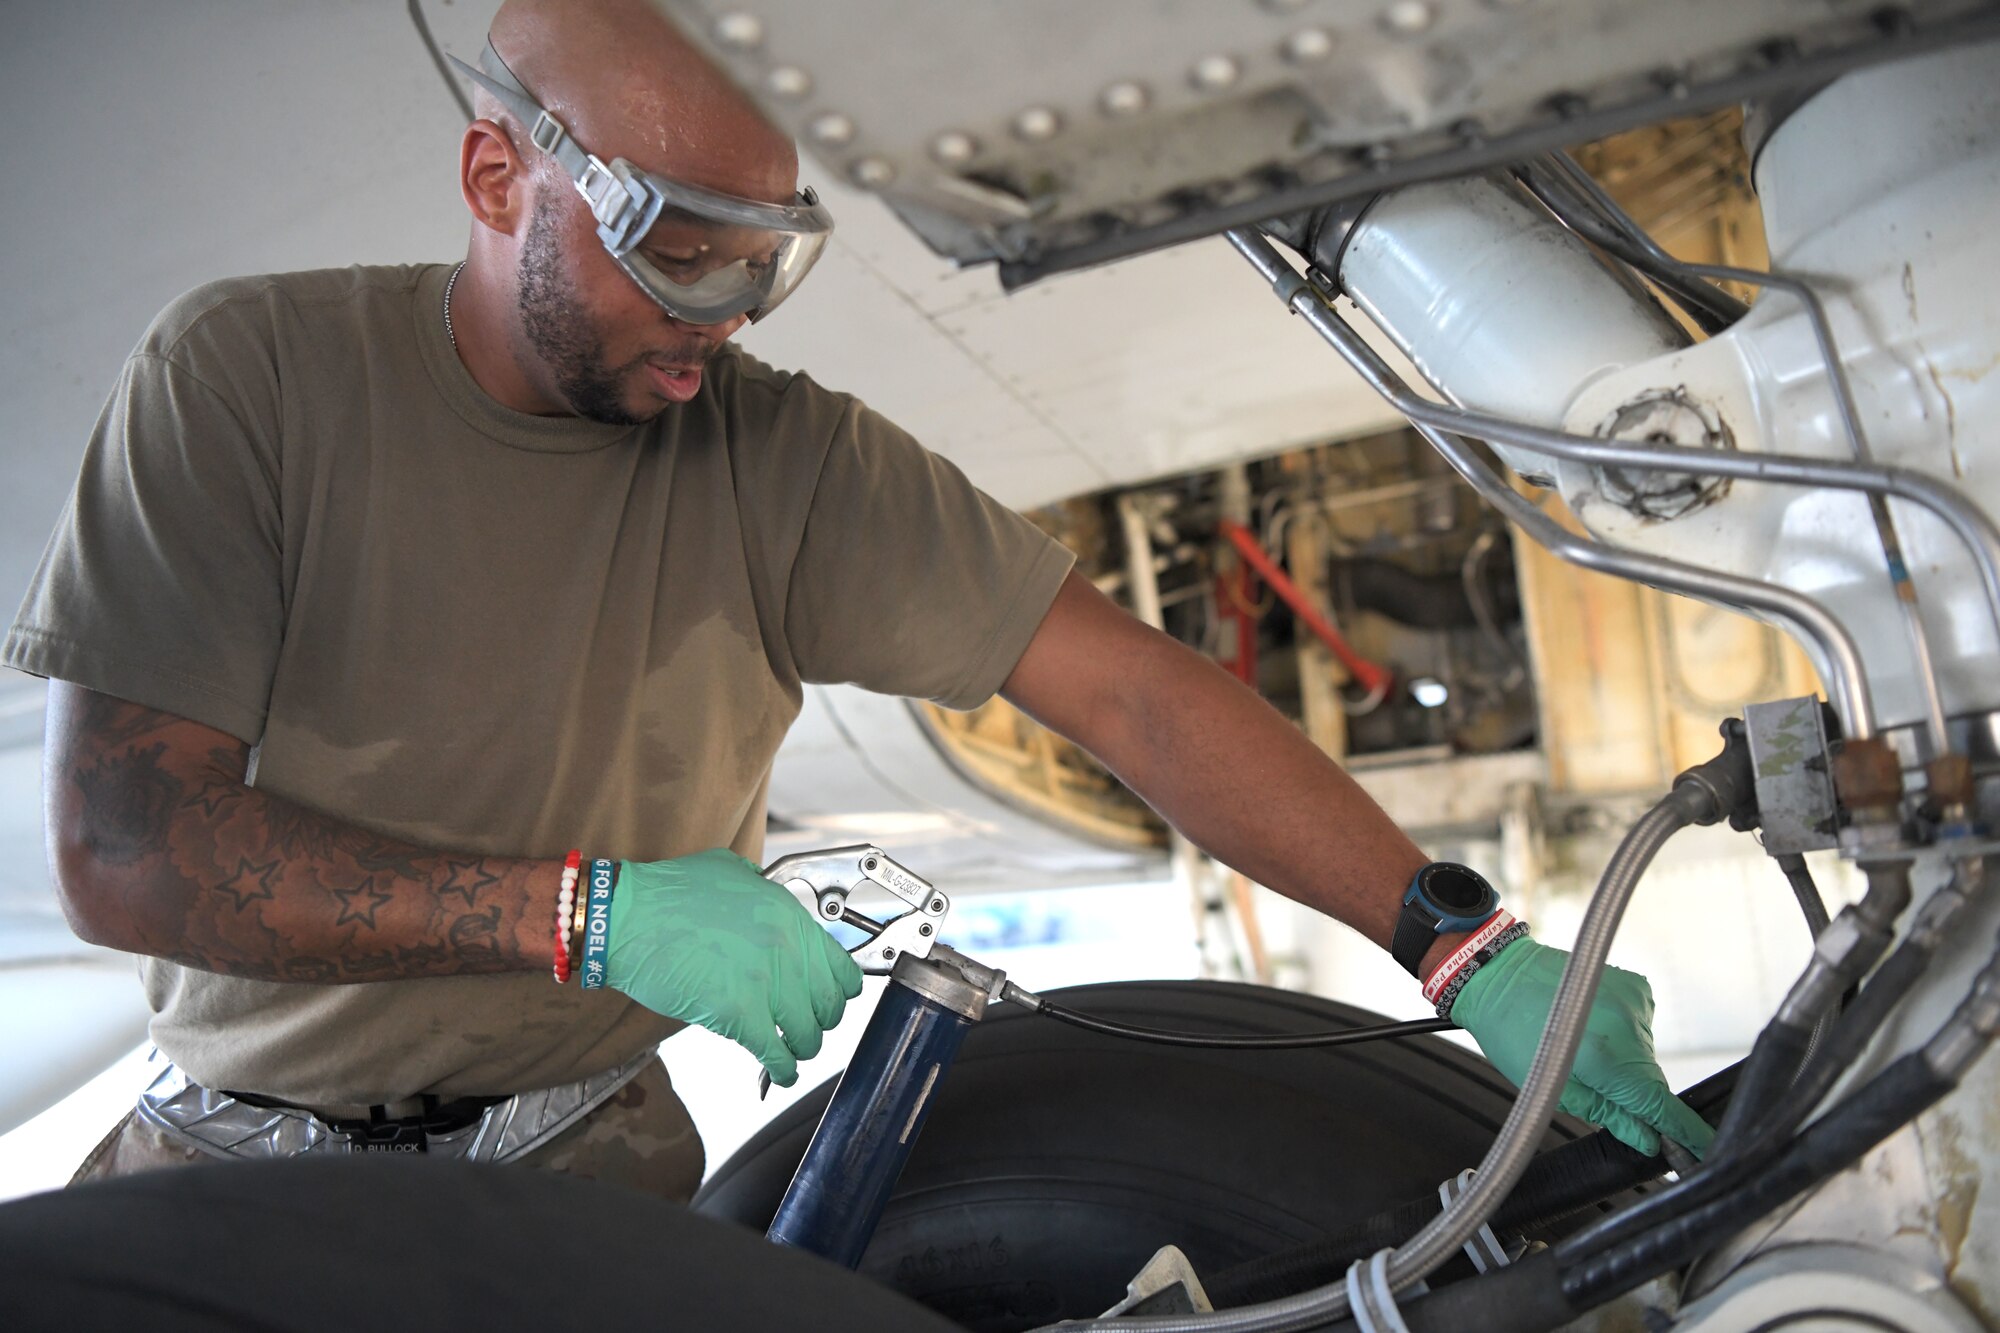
left=4, top=263, right=1074, bottom=1106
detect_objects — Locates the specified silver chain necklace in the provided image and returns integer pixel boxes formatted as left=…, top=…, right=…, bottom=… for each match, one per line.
left=443, top=261, right=466, bottom=350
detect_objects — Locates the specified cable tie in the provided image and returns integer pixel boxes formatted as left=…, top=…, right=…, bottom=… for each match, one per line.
left=1346, top=1250, right=1423, bottom=1333
left=1437, top=1169, right=1512, bottom=1272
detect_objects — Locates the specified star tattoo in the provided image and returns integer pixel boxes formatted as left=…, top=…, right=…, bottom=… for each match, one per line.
left=215, top=857, right=281, bottom=912
left=186, top=775, right=240, bottom=819
left=333, top=880, right=397, bottom=930
left=439, top=859, right=500, bottom=908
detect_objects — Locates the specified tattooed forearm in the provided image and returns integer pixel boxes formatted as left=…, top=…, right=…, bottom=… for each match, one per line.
left=47, top=686, right=556, bottom=984
left=72, top=743, right=183, bottom=865
left=77, top=690, right=183, bottom=748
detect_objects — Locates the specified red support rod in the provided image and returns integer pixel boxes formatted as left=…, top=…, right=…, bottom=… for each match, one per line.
left=1216, top=519, right=1392, bottom=696
left=1215, top=562, right=1259, bottom=687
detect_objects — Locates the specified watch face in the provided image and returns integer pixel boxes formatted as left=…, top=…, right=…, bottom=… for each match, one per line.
left=1425, top=865, right=1491, bottom=914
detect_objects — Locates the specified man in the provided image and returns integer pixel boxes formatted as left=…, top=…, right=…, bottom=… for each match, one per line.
left=6, top=0, right=1712, bottom=1201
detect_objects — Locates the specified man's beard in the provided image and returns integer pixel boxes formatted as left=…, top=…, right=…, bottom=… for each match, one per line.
left=517, top=193, right=707, bottom=425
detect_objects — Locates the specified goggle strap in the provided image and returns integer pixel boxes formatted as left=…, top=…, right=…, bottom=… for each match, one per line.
left=447, top=35, right=830, bottom=325
left=447, top=41, right=648, bottom=240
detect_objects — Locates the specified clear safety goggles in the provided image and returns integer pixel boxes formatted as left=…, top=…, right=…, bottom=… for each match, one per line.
left=450, top=39, right=832, bottom=326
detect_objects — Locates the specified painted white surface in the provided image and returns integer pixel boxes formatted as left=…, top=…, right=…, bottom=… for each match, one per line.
left=765, top=687, right=1162, bottom=891
left=1558, top=43, right=2000, bottom=736
left=1341, top=173, right=1689, bottom=475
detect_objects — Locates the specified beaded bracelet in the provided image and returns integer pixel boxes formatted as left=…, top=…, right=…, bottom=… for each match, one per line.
left=1431, top=922, right=1532, bottom=1020
left=580, top=858, right=618, bottom=991
left=552, top=850, right=582, bottom=984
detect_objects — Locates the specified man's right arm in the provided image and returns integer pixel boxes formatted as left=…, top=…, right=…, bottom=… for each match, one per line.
left=45, top=683, right=557, bottom=984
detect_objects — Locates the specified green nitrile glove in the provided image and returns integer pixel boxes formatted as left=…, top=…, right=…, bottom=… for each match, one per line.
left=605, top=849, right=864, bottom=1087
left=1448, top=936, right=1715, bottom=1160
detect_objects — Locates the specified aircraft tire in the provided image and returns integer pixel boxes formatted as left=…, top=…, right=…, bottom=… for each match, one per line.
left=697, top=979, right=1595, bottom=1331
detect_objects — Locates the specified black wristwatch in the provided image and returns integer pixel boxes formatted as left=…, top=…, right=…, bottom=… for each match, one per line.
left=1391, top=862, right=1502, bottom=979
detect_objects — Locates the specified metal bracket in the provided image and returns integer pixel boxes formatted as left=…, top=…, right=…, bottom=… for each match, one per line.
left=1098, top=1245, right=1214, bottom=1317
left=1744, top=697, right=1841, bottom=855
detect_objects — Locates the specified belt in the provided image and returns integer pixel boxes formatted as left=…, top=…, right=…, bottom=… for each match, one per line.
left=226, top=1088, right=511, bottom=1150
left=228, top=1088, right=506, bottom=1128
left=134, top=1048, right=654, bottom=1161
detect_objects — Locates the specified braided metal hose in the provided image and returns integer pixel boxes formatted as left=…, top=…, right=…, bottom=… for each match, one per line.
left=1037, top=788, right=1704, bottom=1333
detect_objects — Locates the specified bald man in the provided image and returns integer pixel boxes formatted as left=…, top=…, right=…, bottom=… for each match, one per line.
left=7, top=0, right=1712, bottom=1198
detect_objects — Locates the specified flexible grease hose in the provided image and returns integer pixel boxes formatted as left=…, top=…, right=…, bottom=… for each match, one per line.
left=1034, top=784, right=1706, bottom=1333
left=1030, top=1004, right=1455, bottom=1049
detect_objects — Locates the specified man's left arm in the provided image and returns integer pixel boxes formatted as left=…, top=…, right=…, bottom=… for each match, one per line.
left=1001, top=570, right=1715, bottom=1158
left=1001, top=573, right=1441, bottom=968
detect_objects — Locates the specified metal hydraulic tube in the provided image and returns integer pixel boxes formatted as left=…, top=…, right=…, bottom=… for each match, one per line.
left=1225, top=227, right=1879, bottom=740
left=766, top=953, right=987, bottom=1268
left=1316, top=173, right=1997, bottom=754
left=1334, top=173, right=1689, bottom=481
left=1412, top=418, right=1881, bottom=742
left=1300, top=110, right=2000, bottom=751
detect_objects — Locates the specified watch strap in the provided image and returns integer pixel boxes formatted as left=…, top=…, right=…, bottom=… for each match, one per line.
left=1390, top=903, right=1438, bottom=978
left=1392, top=863, right=1501, bottom=979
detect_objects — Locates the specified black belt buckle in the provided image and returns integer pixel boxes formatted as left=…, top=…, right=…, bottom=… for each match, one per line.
left=339, top=1117, right=429, bottom=1154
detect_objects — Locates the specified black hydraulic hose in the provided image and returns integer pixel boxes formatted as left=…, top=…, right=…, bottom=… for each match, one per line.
left=1703, top=860, right=1907, bottom=1160
left=1292, top=1035, right=1969, bottom=1331
left=1690, top=854, right=1847, bottom=1158
left=1773, top=853, right=1838, bottom=1071
left=1206, top=1061, right=1740, bottom=1309
left=1705, top=1022, right=1813, bottom=1159
left=1295, top=1249, right=1580, bottom=1333
left=1702, top=859, right=1835, bottom=1151
left=1775, top=853, right=1830, bottom=938
left=1554, top=922, right=1935, bottom=1264
left=1560, top=1050, right=1955, bottom=1305
left=1512, top=157, right=1749, bottom=336
left=1291, top=1049, right=1960, bottom=1333
left=1557, top=857, right=1964, bottom=1267
left=1034, top=1002, right=1455, bottom=1049
left=1781, top=943, right=1931, bottom=1117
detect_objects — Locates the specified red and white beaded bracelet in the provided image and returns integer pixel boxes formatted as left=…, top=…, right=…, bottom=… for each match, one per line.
left=552, top=849, right=582, bottom=984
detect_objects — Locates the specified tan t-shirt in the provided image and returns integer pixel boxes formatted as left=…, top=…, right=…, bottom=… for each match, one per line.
left=5, top=263, right=1073, bottom=1105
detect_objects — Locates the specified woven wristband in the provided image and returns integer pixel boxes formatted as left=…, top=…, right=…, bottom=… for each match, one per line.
left=580, top=858, right=618, bottom=991
left=1433, top=922, right=1532, bottom=1020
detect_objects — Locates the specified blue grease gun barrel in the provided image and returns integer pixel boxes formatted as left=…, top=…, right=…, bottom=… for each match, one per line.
left=766, top=950, right=992, bottom=1267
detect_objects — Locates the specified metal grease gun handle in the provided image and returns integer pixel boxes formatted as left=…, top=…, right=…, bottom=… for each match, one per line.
left=756, top=845, right=955, bottom=1099
left=763, top=843, right=952, bottom=974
